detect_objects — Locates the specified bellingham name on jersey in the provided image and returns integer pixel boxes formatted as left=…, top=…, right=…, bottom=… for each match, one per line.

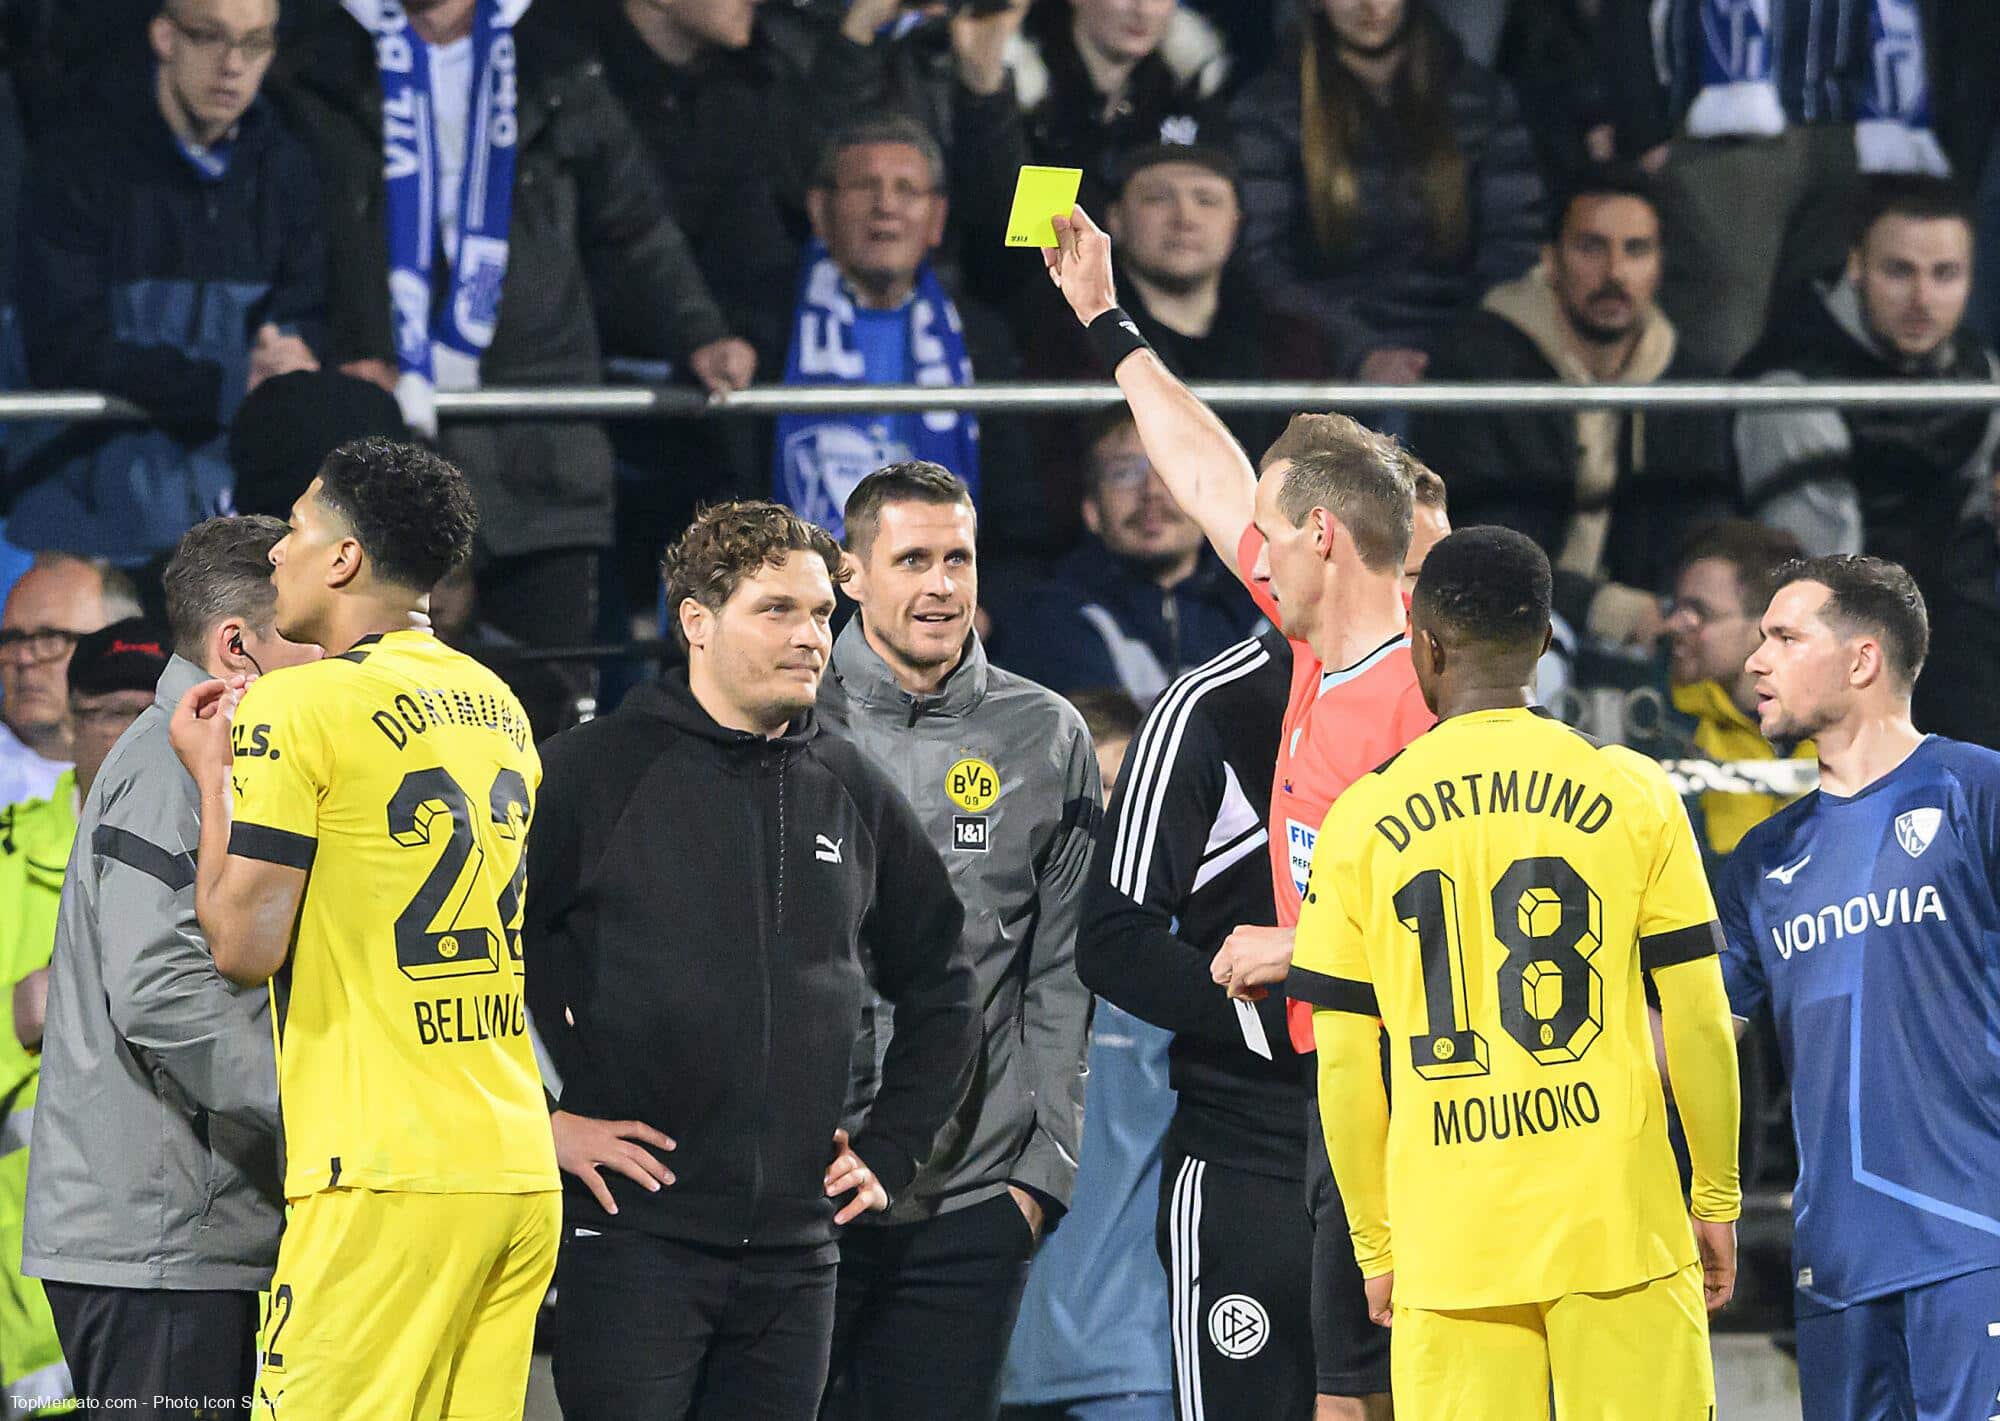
left=1719, top=735, right=2000, bottom=1313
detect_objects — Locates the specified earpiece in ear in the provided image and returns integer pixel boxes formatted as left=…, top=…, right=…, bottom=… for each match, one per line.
left=229, top=632, right=245, bottom=655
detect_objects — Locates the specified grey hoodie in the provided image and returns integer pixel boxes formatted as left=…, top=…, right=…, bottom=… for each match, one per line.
left=23, top=655, right=282, bottom=1292
left=819, top=620, right=1098, bottom=1223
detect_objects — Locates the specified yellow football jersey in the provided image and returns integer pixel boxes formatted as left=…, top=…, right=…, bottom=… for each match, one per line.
left=229, top=629, right=558, bottom=1200
left=1293, top=707, right=1722, bottom=1310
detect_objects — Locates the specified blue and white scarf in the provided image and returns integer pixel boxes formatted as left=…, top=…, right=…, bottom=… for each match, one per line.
left=773, top=241, right=979, bottom=539
left=1855, top=0, right=1949, bottom=174
left=1683, top=0, right=1786, bottom=139
left=345, top=0, right=528, bottom=436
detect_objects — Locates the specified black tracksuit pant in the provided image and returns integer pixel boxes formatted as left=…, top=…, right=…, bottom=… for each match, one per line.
left=552, top=1224, right=838, bottom=1421
left=43, top=1281, right=259, bottom=1417
left=821, top=1193, right=1040, bottom=1421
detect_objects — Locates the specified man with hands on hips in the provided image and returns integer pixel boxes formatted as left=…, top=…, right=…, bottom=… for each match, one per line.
left=524, top=501, right=978, bottom=1421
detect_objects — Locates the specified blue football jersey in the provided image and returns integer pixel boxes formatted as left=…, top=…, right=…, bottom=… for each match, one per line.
left=1718, top=736, right=2000, bottom=1313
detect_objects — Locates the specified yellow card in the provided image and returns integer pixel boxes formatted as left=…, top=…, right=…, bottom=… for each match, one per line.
left=1004, top=166, right=1084, bottom=248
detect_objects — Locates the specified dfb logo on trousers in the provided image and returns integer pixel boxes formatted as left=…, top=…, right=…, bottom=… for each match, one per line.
left=1207, top=1294, right=1269, bottom=1360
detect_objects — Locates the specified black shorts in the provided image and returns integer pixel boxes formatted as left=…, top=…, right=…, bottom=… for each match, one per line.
left=1156, top=1129, right=1388, bottom=1418
left=1303, top=1089, right=1392, bottom=1397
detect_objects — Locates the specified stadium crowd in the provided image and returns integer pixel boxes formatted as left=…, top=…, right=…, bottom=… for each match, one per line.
left=0, top=0, right=1997, bottom=1418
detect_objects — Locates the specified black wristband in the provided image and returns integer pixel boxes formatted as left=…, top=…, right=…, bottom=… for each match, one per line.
left=1085, top=307, right=1151, bottom=373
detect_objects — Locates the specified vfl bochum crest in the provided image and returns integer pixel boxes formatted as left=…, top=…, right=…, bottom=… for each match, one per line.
left=1895, top=807, right=1942, bottom=859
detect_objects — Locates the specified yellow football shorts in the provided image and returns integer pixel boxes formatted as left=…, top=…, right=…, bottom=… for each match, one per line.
left=253, top=1187, right=561, bottom=1421
left=1391, top=1260, right=1715, bottom=1420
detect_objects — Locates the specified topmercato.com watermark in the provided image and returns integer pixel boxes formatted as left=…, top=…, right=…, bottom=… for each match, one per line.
left=10, top=1397, right=255, bottom=1413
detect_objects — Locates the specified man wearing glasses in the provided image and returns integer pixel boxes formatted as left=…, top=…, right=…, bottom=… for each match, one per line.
left=776, top=116, right=1021, bottom=540
left=0, top=557, right=144, bottom=808
left=11, top=0, right=326, bottom=563
left=1003, top=409, right=1261, bottom=705
left=1664, top=518, right=1818, bottom=858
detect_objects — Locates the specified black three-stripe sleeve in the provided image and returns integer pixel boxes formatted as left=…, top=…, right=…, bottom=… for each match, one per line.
left=1077, top=653, right=1292, bottom=1054
left=1640, top=920, right=1724, bottom=973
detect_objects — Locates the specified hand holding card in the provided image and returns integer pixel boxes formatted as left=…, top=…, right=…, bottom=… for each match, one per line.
left=1004, top=165, right=1084, bottom=248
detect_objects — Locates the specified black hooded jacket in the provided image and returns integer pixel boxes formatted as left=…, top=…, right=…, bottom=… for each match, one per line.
left=523, top=668, right=978, bottom=1250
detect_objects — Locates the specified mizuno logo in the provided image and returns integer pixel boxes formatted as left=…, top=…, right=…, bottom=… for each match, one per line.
left=1766, top=854, right=1812, bottom=885
left=815, top=834, right=844, bottom=864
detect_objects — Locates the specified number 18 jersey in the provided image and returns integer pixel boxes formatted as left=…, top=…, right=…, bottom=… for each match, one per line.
left=1292, top=707, right=1722, bottom=1309
left=229, top=630, right=558, bottom=1200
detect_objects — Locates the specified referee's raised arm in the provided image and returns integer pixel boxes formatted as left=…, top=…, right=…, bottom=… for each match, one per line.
left=1045, top=208, right=1259, bottom=576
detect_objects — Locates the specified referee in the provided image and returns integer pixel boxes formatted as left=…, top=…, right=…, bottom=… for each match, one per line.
left=1078, top=630, right=1383, bottom=1418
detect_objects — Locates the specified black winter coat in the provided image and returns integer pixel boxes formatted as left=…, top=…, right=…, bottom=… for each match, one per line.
left=1912, top=510, right=2000, bottom=752
left=1231, top=10, right=1544, bottom=374
left=9, top=69, right=327, bottom=560
left=1010, top=2, right=1231, bottom=212
left=523, top=669, right=979, bottom=1249
left=582, top=0, right=819, bottom=373
left=268, top=7, right=732, bottom=558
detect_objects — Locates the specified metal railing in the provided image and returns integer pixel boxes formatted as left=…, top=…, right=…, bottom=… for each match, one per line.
left=5, top=378, right=2000, bottom=422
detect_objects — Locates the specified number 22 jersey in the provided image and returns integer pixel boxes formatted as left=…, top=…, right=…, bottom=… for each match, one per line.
left=229, top=630, right=559, bottom=1200
left=1292, top=707, right=1724, bottom=1309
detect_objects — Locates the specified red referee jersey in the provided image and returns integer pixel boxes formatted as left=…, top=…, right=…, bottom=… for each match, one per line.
left=1236, top=526, right=1435, bottom=1050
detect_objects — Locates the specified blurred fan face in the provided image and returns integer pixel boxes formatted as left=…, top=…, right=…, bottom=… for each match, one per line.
left=69, top=689, right=154, bottom=793
left=1322, top=0, right=1407, bottom=54
left=1082, top=423, right=1203, bottom=572
left=1072, top=0, right=1178, bottom=66
left=651, top=0, right=761, bottom=49
left=0, top=565, right=111, bottom=746
left=150, top=0, right=277, bottom=137
left=1852, top=214, right=1973, bottom=362
left=1095, top=735, right=1132, bottom=796
left=1550, top=194, right=1662, bottom=346
left=1401, top=500, right=1450, bottom=596
left=846, top=500, right=979, bottom=677
left=815, top=143, right=948, bottom=297
left=1108, top=164, right=1240, bottom=289
left=1667, top=557, right=1760, bottom=690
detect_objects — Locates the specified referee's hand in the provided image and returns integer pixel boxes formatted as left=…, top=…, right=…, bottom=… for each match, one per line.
left=1044, top=207, right=1118, bottom=325
left=826, top=1128, right=889, bottom=1225
left=551, top=1110, right=676, bottom=1216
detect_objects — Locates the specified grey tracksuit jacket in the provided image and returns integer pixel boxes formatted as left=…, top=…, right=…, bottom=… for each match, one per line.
left=23, top=655, right=282, bottom=1291
left=820, top=620, right=1099, bottom=1224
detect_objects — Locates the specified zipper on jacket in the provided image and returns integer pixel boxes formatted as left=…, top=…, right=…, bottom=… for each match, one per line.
left=744, top=748, right=787, bottom=1245
left=1162, top=590, right=1182, bottom=675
